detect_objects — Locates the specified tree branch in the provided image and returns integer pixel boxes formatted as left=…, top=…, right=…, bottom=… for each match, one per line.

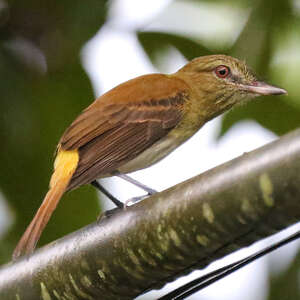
left=2, top=129, right=300, bottom=300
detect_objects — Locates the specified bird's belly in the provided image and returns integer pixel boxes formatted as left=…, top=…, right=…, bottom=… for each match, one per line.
left=118, top=135, right=184, bottom=174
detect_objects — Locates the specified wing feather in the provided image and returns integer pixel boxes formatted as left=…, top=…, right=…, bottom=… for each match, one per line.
left=59, top=74, right=189, bottom=190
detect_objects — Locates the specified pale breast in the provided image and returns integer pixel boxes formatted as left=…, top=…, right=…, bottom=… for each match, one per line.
left=117, top=134, right=185, bottom=174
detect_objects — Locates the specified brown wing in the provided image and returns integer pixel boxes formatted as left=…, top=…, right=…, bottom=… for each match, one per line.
left=59, top=74, right=189, bottom=190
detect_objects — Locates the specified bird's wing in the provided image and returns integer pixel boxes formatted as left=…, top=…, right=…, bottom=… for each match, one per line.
left=59, top=74, right=189, bottom=190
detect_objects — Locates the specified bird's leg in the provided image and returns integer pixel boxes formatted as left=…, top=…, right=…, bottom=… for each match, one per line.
left=91, top=180, right=124, bottom=208
left=116, top=174, right=157, bottom=195
left=116, top=174, right=157, bottom=206
left=92, top=174, right=157, bottom=217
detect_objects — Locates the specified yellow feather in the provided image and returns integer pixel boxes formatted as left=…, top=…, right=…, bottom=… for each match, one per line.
left=50, top=149, right=79, bottom=188
left=13, top=149, right=79, bottom=259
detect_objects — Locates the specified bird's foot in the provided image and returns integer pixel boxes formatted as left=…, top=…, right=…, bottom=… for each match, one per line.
left=124, top=192, right=156, bottom=207
left=97, top=191, right=157, bottom=221
left=97, top=206, right=123, bottom=221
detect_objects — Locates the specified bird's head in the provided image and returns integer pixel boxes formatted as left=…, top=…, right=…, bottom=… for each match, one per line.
left=176, top=55, right=287, bottom=117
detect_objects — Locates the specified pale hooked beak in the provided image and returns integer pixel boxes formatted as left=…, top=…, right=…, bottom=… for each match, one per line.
left=242, top=81, right=287, bottom=96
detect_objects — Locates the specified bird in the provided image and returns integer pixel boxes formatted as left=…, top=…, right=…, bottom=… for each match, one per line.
left=12, top=54, right=287, bottom=260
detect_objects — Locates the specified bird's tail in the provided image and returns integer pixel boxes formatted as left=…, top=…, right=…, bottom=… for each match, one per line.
left=12, top=149, right=79, bottom=260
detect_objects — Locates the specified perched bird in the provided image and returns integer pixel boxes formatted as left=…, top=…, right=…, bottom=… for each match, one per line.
left=13, top=54, right=287, bottom=260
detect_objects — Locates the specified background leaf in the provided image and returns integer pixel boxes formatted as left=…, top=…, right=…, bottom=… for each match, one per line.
left=0, top=0, right=108, bottom=263
left=224, top=0, right=299, bottom=136
left=137, top=31, right=212, bottom=66
left=219, top=98, right=300, bottom=137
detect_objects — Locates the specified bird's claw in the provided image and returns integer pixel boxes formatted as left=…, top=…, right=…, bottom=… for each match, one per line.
left=98, top=192, right=156, bottom=221
left=97, top=206, right=123, bottom=221
left=124, top=194, right=151, bottom=207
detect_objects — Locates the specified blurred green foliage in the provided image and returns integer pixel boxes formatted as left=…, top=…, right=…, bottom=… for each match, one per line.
left=267, top=250, right=300, bottom=300
left=138, top=31, right=212, bottom=63
left=0, top=0, right=300, bottom=299
left=0, top=0, right=108, bottom=263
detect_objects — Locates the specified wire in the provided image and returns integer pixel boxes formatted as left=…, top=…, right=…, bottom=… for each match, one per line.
left=158, top=229, right=300, bottom=300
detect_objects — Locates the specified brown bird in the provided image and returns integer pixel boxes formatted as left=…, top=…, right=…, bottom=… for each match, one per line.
left=13, top=54, right=287, bottom=260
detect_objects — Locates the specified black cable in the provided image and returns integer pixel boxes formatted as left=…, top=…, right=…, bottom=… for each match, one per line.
left=158, top=229, right=300, bottom=300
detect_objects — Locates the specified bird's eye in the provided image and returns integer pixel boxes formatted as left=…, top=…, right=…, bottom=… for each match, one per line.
left=215, top=65, right=230, bottom=78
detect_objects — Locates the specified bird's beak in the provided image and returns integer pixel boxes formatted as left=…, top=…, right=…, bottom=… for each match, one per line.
left=241, top=81, right=287, bottom=96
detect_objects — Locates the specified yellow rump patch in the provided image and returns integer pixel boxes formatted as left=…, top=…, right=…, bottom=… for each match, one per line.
left=50, top=149, right=79, bottom=188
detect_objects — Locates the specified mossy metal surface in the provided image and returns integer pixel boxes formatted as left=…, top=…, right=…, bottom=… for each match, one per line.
left=1, top=129, right=300, bottom=299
